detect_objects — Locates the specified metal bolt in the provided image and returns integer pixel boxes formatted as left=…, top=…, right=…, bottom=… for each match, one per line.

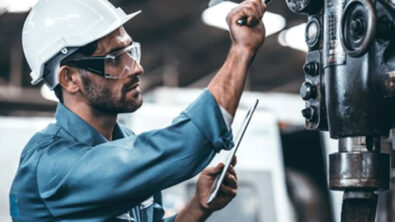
left=300, top=82, right=317, bottom=100
left=61, top=48, right=68, bottom=54
left=301, top=107, right=316, bottom=121
left=303, top=62, right=319, bottom=76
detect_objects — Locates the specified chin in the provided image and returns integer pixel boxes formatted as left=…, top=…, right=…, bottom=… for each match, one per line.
left=118, top=97, right=143, bottom=114
left=132, top=98, right=143, bottom=111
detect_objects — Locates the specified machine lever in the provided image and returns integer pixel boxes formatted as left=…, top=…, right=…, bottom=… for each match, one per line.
left=208, top=0, right=272, bottom=26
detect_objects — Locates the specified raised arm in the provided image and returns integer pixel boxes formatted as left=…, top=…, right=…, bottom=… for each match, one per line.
left=174, top=1, right=267, bottom=221
left=208, top=0, right=266, bottom=116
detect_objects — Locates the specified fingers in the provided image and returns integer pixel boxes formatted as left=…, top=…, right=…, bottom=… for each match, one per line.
left=241, top=0, right=265, bottom=18
left=241, top=6, right=260, bottom=26
left=204, top=163, right=225, bottom=176
left=249, top=0, right=266, bottom=15
left=231, top=155, right=237, bottom=167
left=204, top=159, right=237, bottom=179
left=226, top=0, right=266, bottom=27
left=219, top=184, right=237, bottom=198
left=227, top=165, right=237, bottom=180
left=224, top=170, right=238, bottom=188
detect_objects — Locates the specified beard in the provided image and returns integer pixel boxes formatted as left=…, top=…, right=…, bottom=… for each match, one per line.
left=80, top=73, right=143, bottom=114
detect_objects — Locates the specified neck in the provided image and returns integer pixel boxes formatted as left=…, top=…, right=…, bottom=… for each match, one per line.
left=64, top=101, right=117, bottom=141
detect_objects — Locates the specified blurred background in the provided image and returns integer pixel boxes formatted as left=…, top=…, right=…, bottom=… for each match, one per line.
left=0, top=0, right=394, bottom=222
left=0, top=0, right=308, bottom=116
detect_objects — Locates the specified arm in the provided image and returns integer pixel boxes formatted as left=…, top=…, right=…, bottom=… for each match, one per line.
left=37, top=90, right=233, bottom=220
left=208, top=0, right=266, bottom=116
left=174, top=0, right=267, bottom=220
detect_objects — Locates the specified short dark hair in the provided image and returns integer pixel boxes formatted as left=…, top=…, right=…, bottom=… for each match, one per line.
left=53, top=85, right=63, bottom=103
left=54, top=40, right=98, bottom=103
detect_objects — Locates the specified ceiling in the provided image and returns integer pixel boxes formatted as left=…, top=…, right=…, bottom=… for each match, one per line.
left=0, top=0, right=307, bottom=116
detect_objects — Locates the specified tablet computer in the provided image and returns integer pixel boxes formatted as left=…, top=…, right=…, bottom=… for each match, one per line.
left=206, top=99, right=259, bottom=204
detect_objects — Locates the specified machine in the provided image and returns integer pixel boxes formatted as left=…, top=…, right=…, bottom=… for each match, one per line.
left=285, top=0, right=395, bottom=221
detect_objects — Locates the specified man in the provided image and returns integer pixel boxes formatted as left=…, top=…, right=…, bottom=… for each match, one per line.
left=9, top=0, right=266, bottom=221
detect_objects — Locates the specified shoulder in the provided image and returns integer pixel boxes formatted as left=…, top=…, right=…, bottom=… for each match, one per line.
left=35, top=136, right=92, bottom=196
left=20, top=122, right=84, bottom=158
left=14, top=123, right=91, bottom=197
left=34, top=124, right=90, bottom=177
left=20, top=123, right=60, bottom=158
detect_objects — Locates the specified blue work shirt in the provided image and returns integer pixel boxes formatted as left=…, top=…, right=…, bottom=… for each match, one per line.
left=9, top=89, right=233, bottom=222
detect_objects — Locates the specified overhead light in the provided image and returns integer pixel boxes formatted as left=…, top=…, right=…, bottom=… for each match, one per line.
left=0, top=0, right=38, bottom=13
left=40, top=85, right=58, bottom=102
left=202, top=1, right=286, bottom=37
left=278, top=23, right=308, bottom=52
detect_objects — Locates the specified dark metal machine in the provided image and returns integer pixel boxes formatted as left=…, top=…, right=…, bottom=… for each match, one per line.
left=285, top=0, right=395, bottom=221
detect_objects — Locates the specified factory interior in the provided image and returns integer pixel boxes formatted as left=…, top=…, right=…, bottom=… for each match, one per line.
left=0, top=0, right=394, bottom=221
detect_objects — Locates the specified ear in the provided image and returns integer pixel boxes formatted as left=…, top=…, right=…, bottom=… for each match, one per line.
left=58, top=66, right=81, bottom=94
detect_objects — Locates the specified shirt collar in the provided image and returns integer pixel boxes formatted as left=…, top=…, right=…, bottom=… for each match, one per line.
left=55, top=103, right=128, bottom=146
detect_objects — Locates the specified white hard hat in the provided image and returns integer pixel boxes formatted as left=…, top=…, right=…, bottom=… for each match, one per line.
left=22, top=0, right=141, bottom=88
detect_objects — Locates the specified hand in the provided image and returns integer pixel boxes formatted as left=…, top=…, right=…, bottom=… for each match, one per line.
left=195, top=157, right=238, bottom=212
left=174, top=158, right=238, bottom=222
left=226, top=0, right=266, bottom=52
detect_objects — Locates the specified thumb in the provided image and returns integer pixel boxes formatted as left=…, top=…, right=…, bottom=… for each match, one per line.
left=205, top=163, right=225, bottom=176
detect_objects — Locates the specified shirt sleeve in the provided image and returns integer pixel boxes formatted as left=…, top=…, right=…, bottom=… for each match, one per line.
left=37, top=89, right=234, bottom=220
left=219, top=106, right=234, bottom=130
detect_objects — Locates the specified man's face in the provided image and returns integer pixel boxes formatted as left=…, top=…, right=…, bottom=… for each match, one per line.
left=79, top=27, right=144, bottom=114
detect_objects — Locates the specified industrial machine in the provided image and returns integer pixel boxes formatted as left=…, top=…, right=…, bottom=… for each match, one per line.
left=285, top=0, right=395, bottom=221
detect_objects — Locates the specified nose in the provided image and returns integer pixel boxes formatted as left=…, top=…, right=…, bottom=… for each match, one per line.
left=125, top=62, right=144, bottom=80
left=134, top=62, right=144, bottom=76
left=123, top=52, right=143, bottom=76
left=122, top=54, right=144, bottom=78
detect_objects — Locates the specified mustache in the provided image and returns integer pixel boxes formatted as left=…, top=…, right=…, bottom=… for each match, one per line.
left=123, top=75, right=140, bottom=91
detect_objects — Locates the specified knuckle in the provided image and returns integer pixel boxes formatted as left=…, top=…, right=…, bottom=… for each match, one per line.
left=226, top=8, right=238, bottom=22
left=226, top=10, right=232, bottom=18
left=250, top=1, right=259, bottom=9
left=244, top=5, right=254, bottom=12
left=262, top=5, right=267, bottom=12
left=231, top=190, right=237, bottom=197
left=226, top=14, right=232, bottom=23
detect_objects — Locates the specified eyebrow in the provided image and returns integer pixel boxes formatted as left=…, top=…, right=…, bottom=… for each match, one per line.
left=107, top=42, right=133, bottom=54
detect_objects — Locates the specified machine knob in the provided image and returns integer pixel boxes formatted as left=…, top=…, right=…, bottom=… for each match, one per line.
left=301, top=106, right=317, bottom=121
left=300, top=82, right=317, bottom=100
left=303, top=62, right=319, bottom=76
left=340, top=0, right=376, bottom=57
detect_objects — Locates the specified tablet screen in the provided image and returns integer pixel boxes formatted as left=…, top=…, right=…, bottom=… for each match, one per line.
left=206, top=99, right=259, bottom=204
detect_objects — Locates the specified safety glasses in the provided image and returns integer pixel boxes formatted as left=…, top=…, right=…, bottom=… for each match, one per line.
left=64, top=42, right=141, bottom=79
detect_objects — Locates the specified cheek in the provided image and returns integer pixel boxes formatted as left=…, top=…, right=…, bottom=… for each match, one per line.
left=99, top=80, right=139, bottom=101
left=112, top=84, right=128, bottom=100
left=94, top=81, right=122, bottom=100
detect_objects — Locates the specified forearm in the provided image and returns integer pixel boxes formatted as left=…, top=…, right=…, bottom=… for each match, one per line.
left=208, top=45, right=256, bottom=116
left=174, top=196, right=212, bottom=222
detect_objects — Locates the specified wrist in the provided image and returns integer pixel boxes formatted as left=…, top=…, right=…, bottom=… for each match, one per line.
left=229, top=44, right=256, bottom=66
left=190, top=195, right=213, bottom=221
left=230, top=44, right=256, bottom=59
left=175, top=195, right=213, bottom=222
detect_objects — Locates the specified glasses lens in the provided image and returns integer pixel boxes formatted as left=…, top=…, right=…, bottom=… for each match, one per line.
left=104, top=42, right=141, bottom=79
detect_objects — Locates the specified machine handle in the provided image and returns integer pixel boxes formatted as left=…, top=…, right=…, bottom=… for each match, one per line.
left=208, top=0, right=272, bottom=26
left=237, top=0, right=271, bottom=26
